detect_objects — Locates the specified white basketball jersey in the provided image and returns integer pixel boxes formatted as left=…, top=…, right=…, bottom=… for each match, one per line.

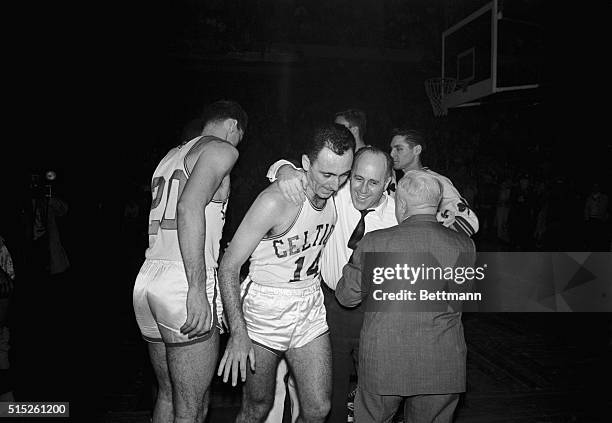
left=145, top=136, right=228, bottom=268
left=248, top=196, right=337, bottom=289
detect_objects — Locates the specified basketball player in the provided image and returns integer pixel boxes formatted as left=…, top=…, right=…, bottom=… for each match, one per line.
left=390, top=128, right=479, bottom=236
left=133, top=100, right=247, bottom=423
left=217, top=123, right=355, bottom=423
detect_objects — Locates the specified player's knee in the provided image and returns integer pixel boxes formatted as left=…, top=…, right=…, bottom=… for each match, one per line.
left=244, top=400, right=274, bottom=421
left=244, top=391, right=275, bottom=417
left=250, top=393, right=274, bottom=409
left=157, top=381, right=172, bottom=402
left=301, top=397, right=331, bottom=421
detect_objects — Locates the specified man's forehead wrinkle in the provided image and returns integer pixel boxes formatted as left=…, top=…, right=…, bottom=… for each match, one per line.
left=313, top=161, right=343, bottom=175
left=353, top=172, right=383, bottom=183
left=318, top=168, right=351, bottom=176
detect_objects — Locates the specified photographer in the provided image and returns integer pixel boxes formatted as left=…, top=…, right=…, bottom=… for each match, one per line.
left=28, top=171, right=70, bottom=276
left=0, top=235, right=15, bottom=401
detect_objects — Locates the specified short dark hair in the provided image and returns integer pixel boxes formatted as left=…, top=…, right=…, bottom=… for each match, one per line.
left=353, top=146, right=394, bottom=179
left=306, top=123, right=355, bottom=164
left=390, top=128, right=425, bottom=151
left=201, top=100, right=248, bottom=132
left=335, top=109, right=367, bottom=137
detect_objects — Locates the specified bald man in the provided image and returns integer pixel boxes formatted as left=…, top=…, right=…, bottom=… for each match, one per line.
left=336, top=170, right=476, bottom=423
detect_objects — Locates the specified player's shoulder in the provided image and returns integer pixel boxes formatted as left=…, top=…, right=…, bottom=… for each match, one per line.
left=443, top=224, right=477, bottom=251
left=422, top=167, right=452, bottom=184
left=188, top=136, right=238, bottom=160
left=255, top=182, right=301, bottom=214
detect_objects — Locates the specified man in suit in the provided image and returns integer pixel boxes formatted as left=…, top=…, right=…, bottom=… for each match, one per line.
left=335, top=169, right=477, bottom=423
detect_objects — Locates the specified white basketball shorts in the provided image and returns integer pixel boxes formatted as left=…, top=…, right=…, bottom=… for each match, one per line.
left=133, top=259, right=224, bottom=346
left=240, top=277, right=329, bottom=355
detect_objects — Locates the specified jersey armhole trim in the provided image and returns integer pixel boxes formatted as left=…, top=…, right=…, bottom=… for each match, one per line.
left=183, top=135, right=227, bottom=177
left=262, top=202, right=304, bottom=240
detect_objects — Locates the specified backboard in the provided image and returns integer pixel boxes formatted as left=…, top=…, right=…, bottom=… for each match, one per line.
left=441, top=0, right=544, bottom=109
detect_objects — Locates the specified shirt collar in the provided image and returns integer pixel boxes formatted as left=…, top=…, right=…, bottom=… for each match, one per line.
left=399, top=214, right=437, bottom=225
left=369, top=192, right=390, bottom=219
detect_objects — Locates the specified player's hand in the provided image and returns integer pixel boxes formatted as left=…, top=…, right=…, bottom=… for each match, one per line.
left=180, top=286, right=211, bottom=339
left=436, top=209, right=455, bottom=228
left=217, top=331, right=256, bottom=386
left=277, top=167, right=307, bottom=205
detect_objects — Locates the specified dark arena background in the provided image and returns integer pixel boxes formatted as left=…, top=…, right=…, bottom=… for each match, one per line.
left=3, top=0, right=611, bottom=421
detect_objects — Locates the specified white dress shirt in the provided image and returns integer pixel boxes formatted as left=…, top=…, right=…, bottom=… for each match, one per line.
left=321, top=184, right=397, bottom=289
left=266, top=159, right=398, bottom=289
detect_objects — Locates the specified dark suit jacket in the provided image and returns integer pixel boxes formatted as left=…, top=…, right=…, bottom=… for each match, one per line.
left=336, top=214, right=476, bottom=396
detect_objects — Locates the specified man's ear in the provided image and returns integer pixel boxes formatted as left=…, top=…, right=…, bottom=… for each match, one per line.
left=414, top=144, right=423, bottom=156
left=396, top=197, right=407, bottom=220
left=301, top=154, right=311, bottom=171
left=224, top=118, right=238, bottom=133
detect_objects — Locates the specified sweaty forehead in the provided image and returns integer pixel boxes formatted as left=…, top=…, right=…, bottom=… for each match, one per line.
left=313, top=147, right=353, bottom=173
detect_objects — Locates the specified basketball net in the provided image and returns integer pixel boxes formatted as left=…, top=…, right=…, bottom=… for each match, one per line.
left=425, top=77, right=457, bottom=117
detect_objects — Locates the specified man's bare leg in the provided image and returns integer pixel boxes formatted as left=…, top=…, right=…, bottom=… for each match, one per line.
left=264, top=358, right=289, bottom=423
left=148, top=342, right=174, bottom=423
left=236, top=345, right=281, bottom=423
left=163, top=328, right=220, bottom=423
left=285, top=334, right=332, bottom=423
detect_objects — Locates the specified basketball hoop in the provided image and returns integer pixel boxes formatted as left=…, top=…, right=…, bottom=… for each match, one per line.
left=425, top=77, right=457, bottom=117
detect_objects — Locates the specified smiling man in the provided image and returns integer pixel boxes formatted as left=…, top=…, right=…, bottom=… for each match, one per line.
left=267, top=145, right=398, bottom=422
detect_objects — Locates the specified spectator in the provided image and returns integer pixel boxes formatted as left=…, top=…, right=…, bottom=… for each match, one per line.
left=27, top=172, right=70, bottom=277
left=584, top=182, right=610, bottom=251
left=0, top=235, right=15, bottom=402
left=495, top=178, right=512, bottom=244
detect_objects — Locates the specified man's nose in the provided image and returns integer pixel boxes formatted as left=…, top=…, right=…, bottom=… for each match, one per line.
left=329, top=177, right=339, bottom=192
left=359, top=182, right=368, bottom=194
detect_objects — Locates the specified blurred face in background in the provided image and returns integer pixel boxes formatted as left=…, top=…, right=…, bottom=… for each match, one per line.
left=335, top=115, right=359, bottom=145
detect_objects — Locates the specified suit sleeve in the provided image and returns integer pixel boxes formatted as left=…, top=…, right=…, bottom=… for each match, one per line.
left=335, top=236, right=369, bottom=307
left=445, top=238, right=478, bottom=312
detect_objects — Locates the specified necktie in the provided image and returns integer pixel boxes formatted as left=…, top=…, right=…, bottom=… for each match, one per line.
left=347, top=209, right=374, bottom=250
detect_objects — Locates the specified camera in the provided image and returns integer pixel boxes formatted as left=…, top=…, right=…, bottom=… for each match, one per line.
left=44, top=171, right=56, bottom=198
left=30, top=170, right=56, bottom=198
